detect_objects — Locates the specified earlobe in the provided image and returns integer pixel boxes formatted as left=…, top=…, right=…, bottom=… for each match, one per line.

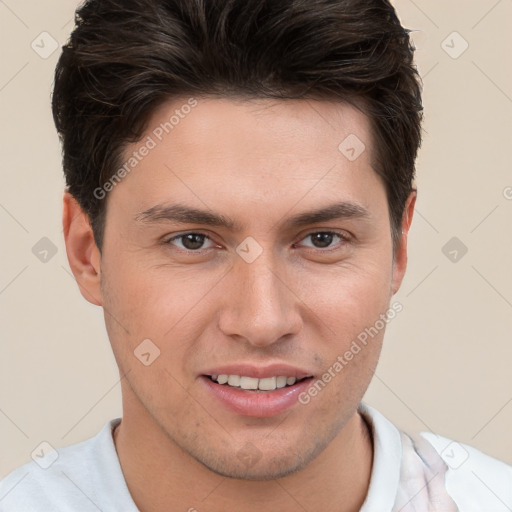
left=391, top=189, right=417, bottom=295
left=62, top=192, right=103, bottom=306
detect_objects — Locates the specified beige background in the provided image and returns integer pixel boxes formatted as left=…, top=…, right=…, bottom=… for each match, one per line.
left=1, top=0, right=511, bottom=479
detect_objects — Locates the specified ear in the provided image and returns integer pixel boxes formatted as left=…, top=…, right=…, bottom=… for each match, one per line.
left=62, top=192, right=103, bottom=306
left=391, top=189, right=417, bottom=295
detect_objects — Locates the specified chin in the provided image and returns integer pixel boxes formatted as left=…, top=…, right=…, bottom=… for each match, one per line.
left=188, top=435, right=331, bottom=481
left=198, top=453, right=307, bottom=481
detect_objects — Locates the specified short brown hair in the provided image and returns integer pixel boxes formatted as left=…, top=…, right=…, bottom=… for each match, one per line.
left=52, top=0, right=423, bottom=252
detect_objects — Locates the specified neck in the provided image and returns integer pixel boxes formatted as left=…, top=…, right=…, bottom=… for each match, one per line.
left=113, top=402, right=373, bottom=512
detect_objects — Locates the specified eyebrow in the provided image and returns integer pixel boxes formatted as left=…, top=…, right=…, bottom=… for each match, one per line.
left=134, top=201, right=370, bottom=231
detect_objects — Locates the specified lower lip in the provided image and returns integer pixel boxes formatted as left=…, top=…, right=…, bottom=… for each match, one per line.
left=201, top=376, right=313, bottom=417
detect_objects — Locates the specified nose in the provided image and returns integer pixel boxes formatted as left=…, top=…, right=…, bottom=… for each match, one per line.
left=217, top=250, right=303, bottom=348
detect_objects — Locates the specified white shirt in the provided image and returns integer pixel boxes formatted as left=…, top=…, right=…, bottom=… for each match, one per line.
left=1, top=403, right=511, bottom=511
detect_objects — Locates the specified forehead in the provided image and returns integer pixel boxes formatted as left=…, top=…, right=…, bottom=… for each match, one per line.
left=146, top=95, right=373, bottom=165
left=109, top=95, right=384, bottom=224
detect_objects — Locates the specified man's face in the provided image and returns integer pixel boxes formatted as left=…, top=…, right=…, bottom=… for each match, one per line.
left=97, top=96, right=406, bottom=479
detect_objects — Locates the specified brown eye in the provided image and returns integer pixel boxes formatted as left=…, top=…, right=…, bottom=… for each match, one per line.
left=310, top=232, right=335, bottom=248
left=297, top=231, right=348, bottom=250
left=166, top=233, right=213, bottom=251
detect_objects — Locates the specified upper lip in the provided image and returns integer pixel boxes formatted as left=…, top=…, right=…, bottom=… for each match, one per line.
left=201, top=363, right=314, bottom=380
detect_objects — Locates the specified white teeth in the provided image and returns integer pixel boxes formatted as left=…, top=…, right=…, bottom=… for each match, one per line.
left=258, top=377, right=276, bottom=391
left=227, top=375, right=241, bottom=386
left=214, top=374, right=302, bottom=390
left=240, top=376, right=259, bottom=390
left=276, top=376, right=287, bottom=389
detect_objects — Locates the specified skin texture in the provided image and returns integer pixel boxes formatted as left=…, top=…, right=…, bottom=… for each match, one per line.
left=63, top=96, right=416, bottom=512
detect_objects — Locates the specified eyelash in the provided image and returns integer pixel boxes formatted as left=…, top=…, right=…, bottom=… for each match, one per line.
left=164, top=230, right=350, bottom=253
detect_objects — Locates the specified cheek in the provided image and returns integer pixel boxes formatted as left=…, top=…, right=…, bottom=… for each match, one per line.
left=102, top=254, right=214, bottom=333
left=295, top=255, right=392, bottom=400
left=100, top=257, right=223, bottom=386
left=100, top=262, right=206, bottom=415
left=300, top=256, right=393, bottom=332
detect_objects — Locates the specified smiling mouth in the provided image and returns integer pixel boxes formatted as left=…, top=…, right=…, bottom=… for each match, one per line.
left=206, top=374, right=313, bottom=391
